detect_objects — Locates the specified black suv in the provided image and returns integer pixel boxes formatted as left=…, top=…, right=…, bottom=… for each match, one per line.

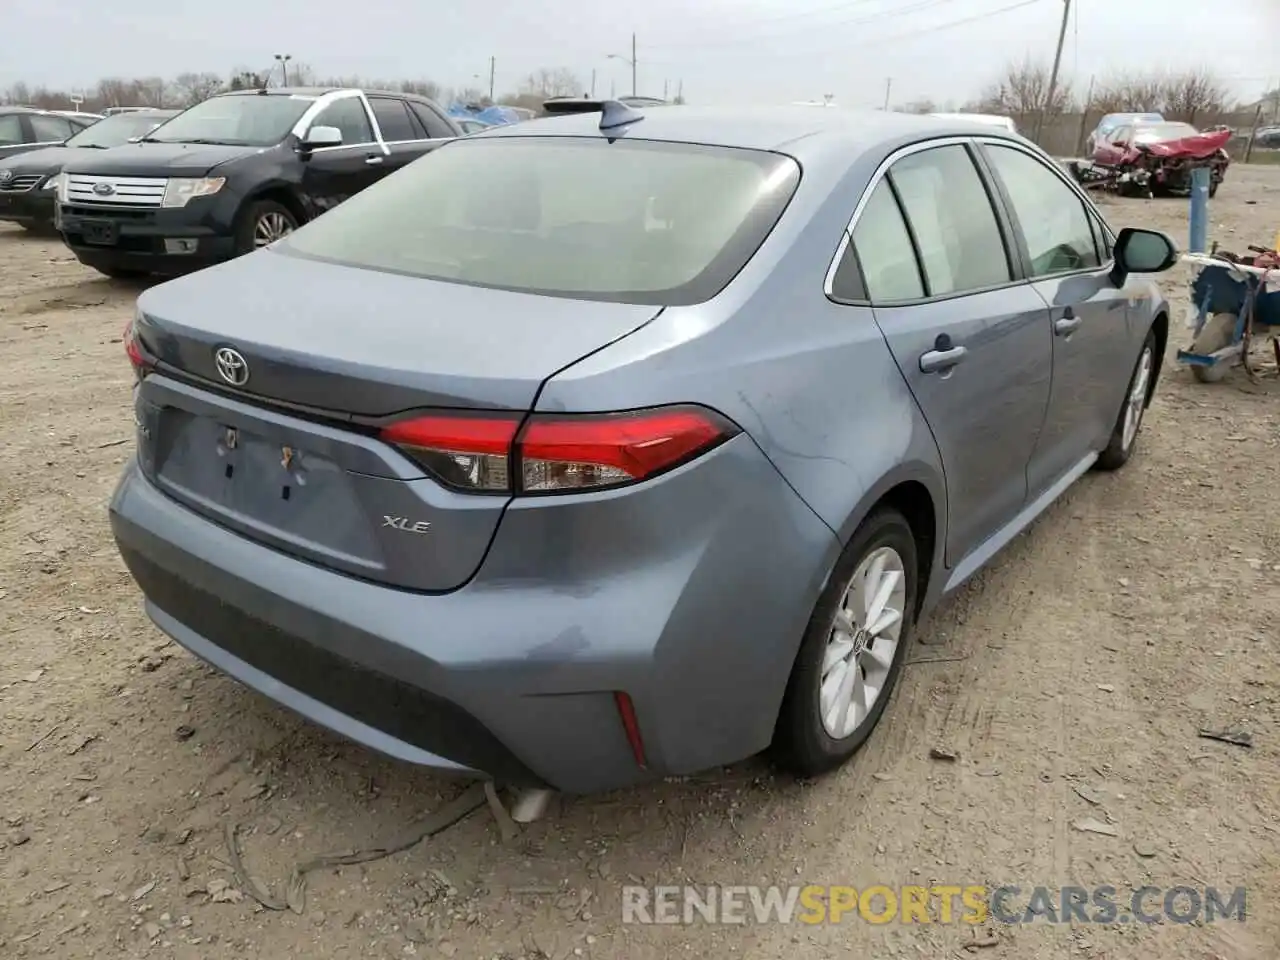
left=0, top=106, right=98, bottom=162
left=53, top=87, right=462, bottom=279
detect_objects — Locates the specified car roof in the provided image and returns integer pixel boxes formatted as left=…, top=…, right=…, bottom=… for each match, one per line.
left=217, top=86, right=440, bottom=104
left=484, top=104, right=1023, bottom=160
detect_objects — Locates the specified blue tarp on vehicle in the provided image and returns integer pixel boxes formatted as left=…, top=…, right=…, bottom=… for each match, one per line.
left=446, top=103, right=521, bottom=126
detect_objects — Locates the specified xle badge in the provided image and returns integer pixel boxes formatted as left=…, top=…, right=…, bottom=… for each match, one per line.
left=383, top=516, right=432, bottom=535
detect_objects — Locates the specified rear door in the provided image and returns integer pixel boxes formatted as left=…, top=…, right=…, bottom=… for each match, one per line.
left=978, top=139, right=1134, bottom=497
left=853, top=141, right=1052, bottom=566
left=299, top=94, right=388, bottom=215
left=368, top=96, right=447, bottom=173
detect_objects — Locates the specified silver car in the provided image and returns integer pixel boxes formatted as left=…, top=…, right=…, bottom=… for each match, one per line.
left=110, top=103, right=1177, bottom=794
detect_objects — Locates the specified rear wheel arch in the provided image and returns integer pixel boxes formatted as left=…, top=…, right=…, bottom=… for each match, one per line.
left=830, top=469, right=945, bottom=619
left=1147, top=309, right=1168, bottom=403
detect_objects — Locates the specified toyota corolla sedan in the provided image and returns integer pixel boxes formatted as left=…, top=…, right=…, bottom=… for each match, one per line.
left=110, top=100, right=1177, bottom=794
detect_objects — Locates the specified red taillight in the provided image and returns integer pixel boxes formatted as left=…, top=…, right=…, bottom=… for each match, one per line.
left=378, top=405, right=736, bottom=495
left=379, top=415, right=518, bottom=492
left=124, top=318, right=152, bottom=381
left=614, top=691, right=647, bottom=769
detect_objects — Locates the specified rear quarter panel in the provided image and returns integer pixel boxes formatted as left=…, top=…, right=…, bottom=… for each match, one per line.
left=536, top=137, right=949, bottom=605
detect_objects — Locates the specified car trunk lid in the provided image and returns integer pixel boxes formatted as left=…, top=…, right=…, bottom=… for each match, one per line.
left=131, top=251, right=661, bottom=592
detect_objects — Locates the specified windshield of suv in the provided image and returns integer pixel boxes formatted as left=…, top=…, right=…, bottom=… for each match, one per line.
left=143, top=94, right=316, bottom=147
left=65, top=113, right=174, bottom=149
left=279, top=136, right=800, bottom=306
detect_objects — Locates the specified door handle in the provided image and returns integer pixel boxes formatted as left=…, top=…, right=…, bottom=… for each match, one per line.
left=1054, top=307, right=1082, bottom=336
left=365, top=155, right=384, bottom=165
left=919, top=345, right=968, bottom=373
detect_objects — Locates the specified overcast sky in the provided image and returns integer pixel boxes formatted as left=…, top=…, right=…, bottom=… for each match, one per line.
left=4, top=0, right=1275, bottom=107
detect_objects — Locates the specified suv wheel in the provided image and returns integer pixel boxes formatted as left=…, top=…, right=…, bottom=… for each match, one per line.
left=236, top=200, right=298, bottom=255
left=773, top=507, right=918, bottom=777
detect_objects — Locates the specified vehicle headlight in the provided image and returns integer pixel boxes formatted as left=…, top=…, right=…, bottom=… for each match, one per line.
left=161, top=177, right=226, bottom=208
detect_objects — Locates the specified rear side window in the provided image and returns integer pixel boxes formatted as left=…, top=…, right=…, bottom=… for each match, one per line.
left=408, top=102, right=456, bottom=139
left=280, top=136, right=801, bottom=306
left=369, top=98, right=417, bottom=142
left=311, top=98, right=373, bottom=146
left=888, top=145, right=1011, bottom=297
left=846, top=180, right=924, bottom=302
left=984, top=144, right=1101, bottom=277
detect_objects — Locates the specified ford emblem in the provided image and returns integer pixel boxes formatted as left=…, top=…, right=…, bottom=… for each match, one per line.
left=92, top=182, right=115, bottom=196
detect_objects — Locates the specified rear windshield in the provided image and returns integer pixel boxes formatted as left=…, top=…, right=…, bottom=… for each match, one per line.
left=278, top=136, right=801, bottom=305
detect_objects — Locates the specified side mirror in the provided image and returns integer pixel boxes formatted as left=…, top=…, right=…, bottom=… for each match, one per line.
left=1111, top=227, right=1178, bottom=286
left=301, top=125, right=343, bottom=150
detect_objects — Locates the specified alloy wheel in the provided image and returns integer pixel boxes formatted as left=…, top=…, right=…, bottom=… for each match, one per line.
left=1122, top=345, right=1153, bottom=452
left=818, top=546, right=907, bottom=739
left=253, top=211, right=295, bottom=248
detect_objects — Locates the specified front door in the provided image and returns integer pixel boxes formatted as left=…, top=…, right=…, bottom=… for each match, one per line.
left=300, top=96, right=388, bottom=216
left=978, top=141, right=1136, bottom=497
left=854, top=142, right=1053, bottom=566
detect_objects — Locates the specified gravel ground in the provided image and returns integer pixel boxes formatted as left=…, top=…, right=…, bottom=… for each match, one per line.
left=1, top=166, right=1278, bottom=960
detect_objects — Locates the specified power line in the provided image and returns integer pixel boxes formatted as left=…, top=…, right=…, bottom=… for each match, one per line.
left=642, top=0, right=1049, bottom=64
left=647, top=0, right=962, bottom=51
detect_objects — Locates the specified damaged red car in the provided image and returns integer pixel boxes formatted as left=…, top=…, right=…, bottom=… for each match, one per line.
left=1074, top=120, right=1230, bottom=198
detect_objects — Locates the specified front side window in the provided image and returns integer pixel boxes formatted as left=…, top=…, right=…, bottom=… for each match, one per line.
left=846, top=180, right=924, bottom=302
left=984, top=144, right=1101, bottom=278
left=279, top=136, right=800, bottom=306
left=888, top=144, right=1011, bottom=297
left=310, top=97, right=373, bottom=145
left=145, top=94, right=315, bottom=147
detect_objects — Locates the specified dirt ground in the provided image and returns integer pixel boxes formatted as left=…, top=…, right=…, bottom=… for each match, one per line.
left=1, top=167, right=1278, bottom=960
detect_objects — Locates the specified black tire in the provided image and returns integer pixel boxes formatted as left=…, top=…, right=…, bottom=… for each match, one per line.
left=1209, top=180, right=1220, bottom=199
left=773, top=507, right=918, bottom=777
left=19, top=221, right=59, bottom=237
left=93, top=265, right=149, bottom=281
left=234, top=199, right=298, bottom=256
left=1096, top=328, right=1157, bottom=471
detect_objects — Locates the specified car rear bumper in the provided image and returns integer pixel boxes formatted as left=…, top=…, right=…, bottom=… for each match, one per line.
left=57, top=201, right=237, bottom=275
left=0, top=187, right=55, bottom=226
left=109, top=437, right=837, bottom=794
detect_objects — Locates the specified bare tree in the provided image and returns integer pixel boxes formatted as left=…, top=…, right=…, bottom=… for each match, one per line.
left=171, top=72, right=224, bottom=107
left=398, top=79, right=443, bottom=101
left=979, top=59, right=1074, bottom=118
left=521, top=67, right=581, bottom=100
left=1159, top=69, right=1231, bottom=123
left=1090, top=73, right=1166, bottom=114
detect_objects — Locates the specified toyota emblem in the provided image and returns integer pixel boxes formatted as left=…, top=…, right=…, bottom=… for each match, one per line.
left=214, top=347, right=250, bottom=386
left=92, top=181, right=115, bottom=196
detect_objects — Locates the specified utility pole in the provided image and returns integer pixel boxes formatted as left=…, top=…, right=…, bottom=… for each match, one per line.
left=883, top=78, right=892, bottom=111
left=664, top=78, right=669, bottom=101
left=1075, top=74, right=1095, bottom=156
left=631, top=32, right=637, bottom=97
left=488, top=56, right=495, bottom=101
left=590, top=68, right=597, bottom=98
left=1037, top=0, right=1072, bottom=143
left=274, top=53, right=292, bottom=87
left=677, top=79, right=684, bottom=103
